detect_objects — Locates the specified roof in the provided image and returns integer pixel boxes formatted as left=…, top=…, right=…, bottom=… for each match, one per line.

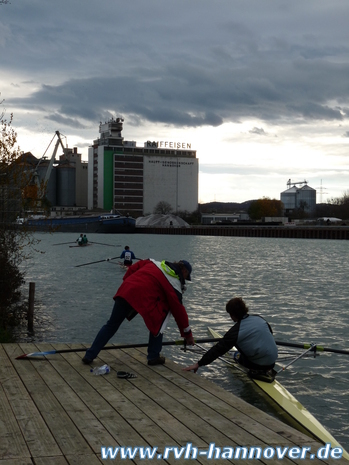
left=317, top=217, right=342, bottom=222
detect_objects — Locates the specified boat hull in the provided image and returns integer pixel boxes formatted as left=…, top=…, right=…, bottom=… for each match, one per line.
left=207, top=327, right=349, bottom=460
left=16, top=215, right=136, bottom=234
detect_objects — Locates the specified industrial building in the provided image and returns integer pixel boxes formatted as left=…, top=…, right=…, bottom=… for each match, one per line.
left=18, top=135, right=88, bottom=211
left=88, top=118, right=199, bottom=217
left=281, top=180, right=316, bottom=215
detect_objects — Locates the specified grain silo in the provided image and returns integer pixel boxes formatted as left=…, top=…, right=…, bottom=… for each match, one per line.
left=56, top=163, right=76, bottom=206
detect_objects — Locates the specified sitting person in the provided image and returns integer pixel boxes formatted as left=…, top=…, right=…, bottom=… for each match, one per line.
left=120, top=245, right=136, bottom=266
left=183, top=297, right=278, bottom=377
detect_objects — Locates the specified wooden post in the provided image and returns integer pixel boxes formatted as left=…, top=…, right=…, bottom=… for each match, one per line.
left=28, top=282, right=35, bottom=331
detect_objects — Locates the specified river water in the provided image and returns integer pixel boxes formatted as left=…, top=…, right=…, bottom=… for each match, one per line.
left=17, top=232, right=349, bottom=451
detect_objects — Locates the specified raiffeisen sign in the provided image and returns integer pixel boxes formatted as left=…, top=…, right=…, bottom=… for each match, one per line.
left=145, top=141, right=192, bottom=149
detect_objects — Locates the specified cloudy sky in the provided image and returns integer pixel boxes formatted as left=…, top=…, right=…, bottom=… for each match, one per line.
left=1, top=0, right=348, bottom=204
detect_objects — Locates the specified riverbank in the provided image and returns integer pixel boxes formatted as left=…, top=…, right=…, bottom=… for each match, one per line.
left=136, top=225, right=349, bottom=240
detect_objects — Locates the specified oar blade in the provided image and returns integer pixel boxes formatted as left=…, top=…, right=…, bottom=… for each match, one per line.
left=15, top=350, right=57, bottom=359
left=275, top=340, right=349, bottom=356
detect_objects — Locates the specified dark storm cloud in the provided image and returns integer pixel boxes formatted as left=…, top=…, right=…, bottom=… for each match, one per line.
left=2, top=0, right=349, bottom=131
left=10, top=55, right=349, bottom=130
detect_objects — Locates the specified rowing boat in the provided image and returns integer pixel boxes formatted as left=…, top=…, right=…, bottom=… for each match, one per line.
left=207, top=327, right=349, bottom=460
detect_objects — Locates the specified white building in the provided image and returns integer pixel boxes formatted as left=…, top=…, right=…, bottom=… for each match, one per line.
left=88, top=119, right=198, bottom=216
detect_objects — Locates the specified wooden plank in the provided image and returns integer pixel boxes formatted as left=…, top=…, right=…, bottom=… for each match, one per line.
left=11, top=345, right=112, bottom=455
left=53, top=344, right=213, bottom=465
left=137, top=347, right=322, bottom=445
left=88, top=352, right=207, bottom=446
left=107, top=348, right=267, bottom=446
left=65, top=455, right=103, bottom=465
left=3, top=343, right=348, bottom=465
left=0, top=344, right=59, bottom=460
left=50, top=342, right=154, bottom=447
left=86, top=347, right=286, bottom=465
left=0, top=384, right=29, bottom=460
left=33, top=455, right=101, bottom=465
left=32, top=457, right=68, bottom=465
left=103, top=347, right=344, bottom=465
left=0, top=459, right=33, bottom=465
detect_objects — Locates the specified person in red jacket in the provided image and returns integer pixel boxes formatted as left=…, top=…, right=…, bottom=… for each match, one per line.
left=82, top=258, right=194, bottom=366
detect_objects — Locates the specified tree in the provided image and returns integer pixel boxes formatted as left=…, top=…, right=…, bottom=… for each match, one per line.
left=153, top=201, right=173, bottom=215
left=176, top=208, right=201, bottom=225
left=0, top=106, right=38, bottom=340
left=247, top=197, right=284, bottom=220
left=325, top=190, right=349, bottom=219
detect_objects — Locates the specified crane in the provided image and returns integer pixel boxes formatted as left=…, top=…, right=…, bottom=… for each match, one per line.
left=31, top=131, right=66, bottom=199
left=37, top=131, right=66, bottom=186
left=24, top=131, right=64, bottom=207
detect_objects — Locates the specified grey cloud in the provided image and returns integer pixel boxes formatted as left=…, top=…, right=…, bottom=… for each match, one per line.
left=199, top=165, right=278, bottom=176
left=44, top=113, right=87, bottom=129
left=10, top=54, right=349, bottom=130
left=249, top=127, right=266, bottom=136
left=3, top=0, right=349, bottom=131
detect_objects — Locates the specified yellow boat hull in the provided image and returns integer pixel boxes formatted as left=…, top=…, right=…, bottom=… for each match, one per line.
left=207, top=327, right=349, bottom=460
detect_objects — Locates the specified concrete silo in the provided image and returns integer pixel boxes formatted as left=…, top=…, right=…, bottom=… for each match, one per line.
left=56, top=163, right=76, bottom=206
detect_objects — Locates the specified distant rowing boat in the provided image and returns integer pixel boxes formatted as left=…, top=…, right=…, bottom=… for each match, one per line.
left=207, top=327, right=349, bottom=460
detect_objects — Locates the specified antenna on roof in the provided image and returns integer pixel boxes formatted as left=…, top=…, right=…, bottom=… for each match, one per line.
left=316, top=179, right=328, bottom=203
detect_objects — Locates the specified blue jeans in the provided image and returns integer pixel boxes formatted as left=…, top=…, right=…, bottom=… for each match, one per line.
left=84, top=297, right=163, bottom=361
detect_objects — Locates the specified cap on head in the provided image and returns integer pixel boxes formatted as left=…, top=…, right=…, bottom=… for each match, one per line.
left=180, top=260, right=192, bottom=281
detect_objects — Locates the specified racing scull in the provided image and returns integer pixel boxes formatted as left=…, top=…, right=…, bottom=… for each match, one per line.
left=207, top=327, right=349, bottom=460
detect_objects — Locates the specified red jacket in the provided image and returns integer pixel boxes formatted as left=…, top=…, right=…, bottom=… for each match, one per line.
left=114, top=259, right=191, bottom=337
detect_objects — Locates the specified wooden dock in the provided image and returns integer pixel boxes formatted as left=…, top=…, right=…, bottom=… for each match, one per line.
left=1, top=343, right=347, bottom=465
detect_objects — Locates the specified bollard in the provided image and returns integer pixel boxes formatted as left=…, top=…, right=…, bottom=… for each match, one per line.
left=28, top=282, right=35, bottom=331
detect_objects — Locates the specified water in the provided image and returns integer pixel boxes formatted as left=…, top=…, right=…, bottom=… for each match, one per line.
left=17, top=232, right=349, bottom=450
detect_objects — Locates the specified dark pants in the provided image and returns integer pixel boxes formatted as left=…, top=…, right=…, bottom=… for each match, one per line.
left=238, top=352, right=275, bottom=371
left=84, top=297, right=163, bottom=361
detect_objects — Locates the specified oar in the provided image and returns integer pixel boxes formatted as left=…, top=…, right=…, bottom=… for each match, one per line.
left=275, top=340, right=349, bottom=356
left=89, top=242, right=121, bottom=247
left=15, top=338, right=221, bottom=359
left=277, top=344, right=316, bottom=374
left=75, top=256, right=120, bottom=267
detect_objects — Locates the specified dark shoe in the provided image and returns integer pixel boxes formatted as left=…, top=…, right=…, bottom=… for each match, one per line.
left=117, top=371, right=137, bottom=379
left=248, top=369, right=275, bottom=383
left=148, top=356, right=165, bottom=366
left=82, top=356, right=93, bottom=364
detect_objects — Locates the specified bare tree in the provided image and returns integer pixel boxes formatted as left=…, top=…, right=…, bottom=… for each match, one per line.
left=153, top=201, right=173, bottom=215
